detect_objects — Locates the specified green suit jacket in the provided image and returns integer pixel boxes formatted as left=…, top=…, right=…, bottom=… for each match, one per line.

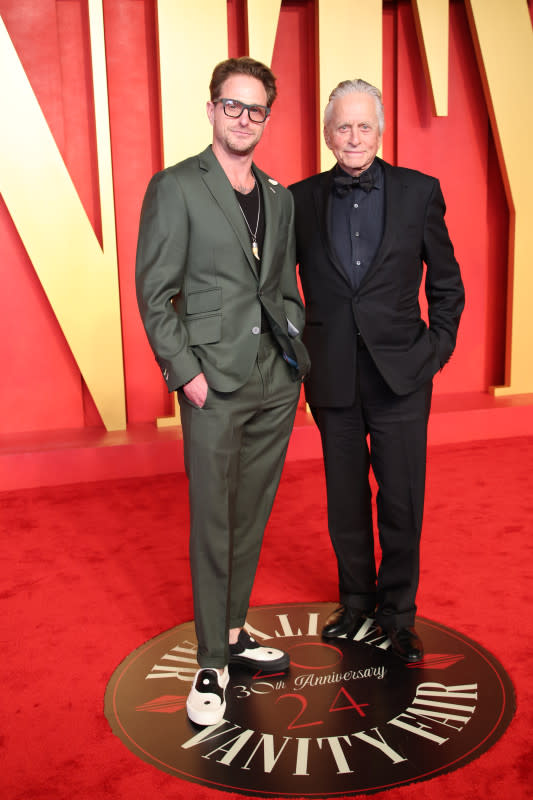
left=136, top=146, right=310, bottom=392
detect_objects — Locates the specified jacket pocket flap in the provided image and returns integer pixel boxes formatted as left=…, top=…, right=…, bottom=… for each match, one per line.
left=185, top=314, right=222, bottom=346
left=187, top=287, right=222, bottom=315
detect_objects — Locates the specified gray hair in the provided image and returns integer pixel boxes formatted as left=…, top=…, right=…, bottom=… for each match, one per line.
left=324, top=79, right=385, bottom=135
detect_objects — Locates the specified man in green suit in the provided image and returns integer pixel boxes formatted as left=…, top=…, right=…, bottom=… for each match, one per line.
left=136, top=57, right=310, bottom=726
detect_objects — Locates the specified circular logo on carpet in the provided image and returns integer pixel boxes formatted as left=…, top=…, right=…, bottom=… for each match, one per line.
left=105, top=602, right=515, bottom=797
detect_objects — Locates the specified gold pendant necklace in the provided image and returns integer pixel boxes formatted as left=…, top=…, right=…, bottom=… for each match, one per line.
left=237, top=178, right=261, bottom=260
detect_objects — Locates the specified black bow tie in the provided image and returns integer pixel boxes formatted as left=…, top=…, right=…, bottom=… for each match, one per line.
left=333, top=171, right=374, bottom=196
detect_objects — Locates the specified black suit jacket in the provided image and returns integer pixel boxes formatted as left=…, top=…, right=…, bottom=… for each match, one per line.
left=289, top=158, right=465, bottom=405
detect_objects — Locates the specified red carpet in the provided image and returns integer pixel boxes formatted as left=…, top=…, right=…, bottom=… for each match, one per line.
left=1, top=436, right=532, bottom=799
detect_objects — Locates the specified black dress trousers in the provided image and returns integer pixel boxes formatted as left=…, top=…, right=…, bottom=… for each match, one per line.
left=311, top=343, right=433, bottom=632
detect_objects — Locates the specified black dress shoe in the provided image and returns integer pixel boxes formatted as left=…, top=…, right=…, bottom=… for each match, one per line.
left=322, top=605, right=369, bottom=638
left=389, top=627, right=424, bottom=663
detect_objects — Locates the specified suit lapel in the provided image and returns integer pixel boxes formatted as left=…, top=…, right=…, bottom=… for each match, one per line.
left=359, top=158, right=406, bottom=286
left=314, top=168, right=352, bottom=285
left=198, top=147, right=259, bottom=278
left=254, top=169, right=280, bottom=286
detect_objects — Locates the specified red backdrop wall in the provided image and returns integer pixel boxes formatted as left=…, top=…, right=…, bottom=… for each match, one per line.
left=0, top=1, right=518, bottom=435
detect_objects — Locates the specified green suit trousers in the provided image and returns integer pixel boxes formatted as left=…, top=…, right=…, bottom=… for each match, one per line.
left=178, top=332, right=301, bottom=668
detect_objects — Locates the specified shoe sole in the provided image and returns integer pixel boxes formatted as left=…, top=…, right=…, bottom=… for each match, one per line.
left=186, top=700, right=226, bottom=726
left=393, top=651, right=423, bottom=663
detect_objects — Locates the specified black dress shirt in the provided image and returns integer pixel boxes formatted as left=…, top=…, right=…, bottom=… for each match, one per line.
left=330, top=160, right=384, bottom=288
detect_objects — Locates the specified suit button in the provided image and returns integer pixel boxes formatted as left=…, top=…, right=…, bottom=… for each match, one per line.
left=252, top=326, right=260, bottom=334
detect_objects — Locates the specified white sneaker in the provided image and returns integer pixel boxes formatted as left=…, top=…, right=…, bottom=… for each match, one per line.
left=229, top=628, right=290, bottom=671
left=186, top=666, right=229, bottom=726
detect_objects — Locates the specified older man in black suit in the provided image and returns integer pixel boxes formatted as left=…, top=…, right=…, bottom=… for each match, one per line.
left=290, top=79, right=464, bottom=662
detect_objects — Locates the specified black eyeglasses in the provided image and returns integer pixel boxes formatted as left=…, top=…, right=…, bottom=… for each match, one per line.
left=214, top=98, right=271, bottom=124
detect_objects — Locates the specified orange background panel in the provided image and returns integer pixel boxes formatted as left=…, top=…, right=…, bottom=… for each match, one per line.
left=0, top=0, right=516, bottom=436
